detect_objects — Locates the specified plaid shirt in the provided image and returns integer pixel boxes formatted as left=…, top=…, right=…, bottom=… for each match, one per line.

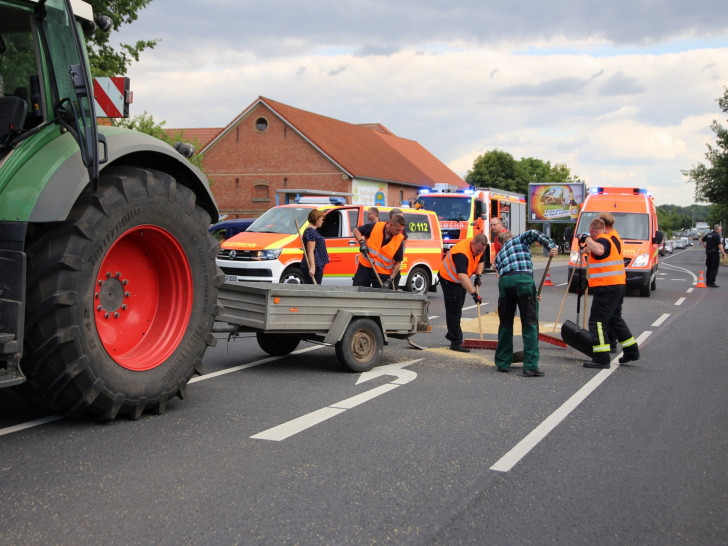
left=495, top=230, right=555, bottom=276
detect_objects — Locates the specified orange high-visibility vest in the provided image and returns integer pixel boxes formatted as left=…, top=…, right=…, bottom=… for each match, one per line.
left=588, top=229, right=626, bottom=287
left=440, top=239, right=482, bottom=283
left=359, top=222, right=405, bottom=275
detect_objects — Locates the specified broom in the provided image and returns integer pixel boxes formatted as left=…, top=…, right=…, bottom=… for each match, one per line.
left=462, top=285, right=498, bottom=350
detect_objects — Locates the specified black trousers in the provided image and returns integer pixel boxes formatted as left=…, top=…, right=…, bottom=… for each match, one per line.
left=353, top=264, right=384, bottom=287
left=440, top=277, right=467, bottom=346
left=588, top=284, right=638, bottom=364
left=301, top=262, right=324, bottom=284
left=706, top=251, right=720, bottom=285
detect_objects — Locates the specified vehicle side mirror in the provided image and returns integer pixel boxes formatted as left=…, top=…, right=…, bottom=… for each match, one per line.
left=653, top=230, right=663, bottom=244
left=564, top=226, right=573, bottom=240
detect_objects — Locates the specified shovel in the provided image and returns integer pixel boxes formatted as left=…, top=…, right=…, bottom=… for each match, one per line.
left=360, top=245, right=393, bottom=290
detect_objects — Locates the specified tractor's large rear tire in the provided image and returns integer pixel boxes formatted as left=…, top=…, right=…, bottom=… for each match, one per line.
left=19, top=166, right=223, bottom=420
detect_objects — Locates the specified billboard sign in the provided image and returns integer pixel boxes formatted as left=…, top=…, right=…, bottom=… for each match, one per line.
left=528, top=183, right=586, bottom=223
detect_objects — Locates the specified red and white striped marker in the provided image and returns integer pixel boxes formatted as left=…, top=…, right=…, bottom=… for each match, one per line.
left=93, top=77, right=131, bottom=118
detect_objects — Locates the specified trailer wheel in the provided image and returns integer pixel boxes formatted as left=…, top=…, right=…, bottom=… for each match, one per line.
left=280, top=266, right=305, bottom=284
left=20, top=166, right=222, bottom=420
left=405, top=266, right=430, bottom=295
left=256, top=332, right=300, bottom=356
left=335, top=318, right=383, bottom=372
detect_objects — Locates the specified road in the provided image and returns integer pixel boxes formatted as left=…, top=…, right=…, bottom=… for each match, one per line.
left=1, top=246, right=726, bottom=545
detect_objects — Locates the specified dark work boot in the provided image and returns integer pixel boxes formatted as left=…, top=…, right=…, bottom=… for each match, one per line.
left=619, top=349, right=640, bottom=364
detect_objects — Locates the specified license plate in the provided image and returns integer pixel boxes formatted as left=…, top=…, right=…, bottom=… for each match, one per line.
left=225, top=275, right=239, bottom=282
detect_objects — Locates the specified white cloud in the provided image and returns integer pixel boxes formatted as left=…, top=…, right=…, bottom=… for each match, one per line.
left=115, top=0, right=728, bottom=206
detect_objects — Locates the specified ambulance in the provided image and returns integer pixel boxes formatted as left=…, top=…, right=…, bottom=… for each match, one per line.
left=217, top=204, right=443, bottom=294
left=415, top=184, right=526, bottom=264
left=567, top=187, right=663, bottom=297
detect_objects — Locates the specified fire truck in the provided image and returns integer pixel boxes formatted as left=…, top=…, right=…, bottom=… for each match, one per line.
left=416, top=184, right=526, bottom=262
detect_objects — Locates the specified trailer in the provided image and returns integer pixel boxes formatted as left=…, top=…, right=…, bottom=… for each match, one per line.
left=215, top=283, right=430, bottom=372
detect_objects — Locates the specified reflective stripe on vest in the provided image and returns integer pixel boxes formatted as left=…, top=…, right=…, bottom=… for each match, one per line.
left=440, top=239, right=480, bottom=283
left=588, top=231, right=626, bottom=286
left=359, top=221, right=405, bottom=275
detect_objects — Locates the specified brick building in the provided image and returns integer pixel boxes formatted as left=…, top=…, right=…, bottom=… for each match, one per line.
left=171, top=97, right=466, bottom=218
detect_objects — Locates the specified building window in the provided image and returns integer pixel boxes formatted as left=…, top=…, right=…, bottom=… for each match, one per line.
left=255, top=117, right=268, bottom=132
left=253, top=181, right=270, bottom=202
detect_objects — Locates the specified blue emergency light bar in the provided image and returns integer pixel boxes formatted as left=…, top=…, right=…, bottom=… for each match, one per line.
left=590, top=187, right=651, bottom=197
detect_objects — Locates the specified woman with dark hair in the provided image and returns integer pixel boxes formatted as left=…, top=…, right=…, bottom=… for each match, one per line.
left=301, top=209, right=329, bottom=284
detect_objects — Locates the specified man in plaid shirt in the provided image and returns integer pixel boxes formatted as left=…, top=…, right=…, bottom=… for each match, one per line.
left=494, top=230, right=558, bottom=376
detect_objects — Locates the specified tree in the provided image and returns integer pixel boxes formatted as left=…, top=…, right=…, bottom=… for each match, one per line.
left=465, top=149, right=528, bottom=194
left=682, top=87, right=728, bottom=210
left=86, top=0, right=158, bottom=77
left=116, top=112, right=207, bottom=173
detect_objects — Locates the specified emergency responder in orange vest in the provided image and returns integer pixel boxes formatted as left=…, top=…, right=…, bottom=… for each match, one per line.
left=439, top=233, right=488, bottom=352
left=352, top=214, right=406, bottom=289
left=579, top=217, right=640, bottom=369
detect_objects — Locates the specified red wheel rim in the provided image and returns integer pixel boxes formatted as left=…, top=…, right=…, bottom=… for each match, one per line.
left=94, top=225, right=193, bottom=371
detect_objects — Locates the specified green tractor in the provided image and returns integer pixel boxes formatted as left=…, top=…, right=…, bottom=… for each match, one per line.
left=0, top=0, right=222, bottom=419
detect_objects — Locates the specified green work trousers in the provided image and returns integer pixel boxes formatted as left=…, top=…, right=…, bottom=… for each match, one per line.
left=496, top=273, right=540, bottom=370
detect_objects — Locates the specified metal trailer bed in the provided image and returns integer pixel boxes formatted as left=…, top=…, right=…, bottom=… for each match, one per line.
left=215, top=282, right=430, bottom=371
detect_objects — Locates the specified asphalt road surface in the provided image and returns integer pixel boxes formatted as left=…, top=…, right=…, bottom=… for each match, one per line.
left=1, top=246, right=726, bottom=545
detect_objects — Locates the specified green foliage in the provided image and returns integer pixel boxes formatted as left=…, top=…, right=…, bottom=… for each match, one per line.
left=116, top=112, right=207, bottom=173
left=682, top=87, right=728, bottom=208
left=466, top=149, right=579, bottom=240
left=656, top=204, right=712, bottom=236
left=465, top=149, right=526, bottom=194
left=466, top=150, right=578, bottom=197
left=86, top=0, right=158, bottom=77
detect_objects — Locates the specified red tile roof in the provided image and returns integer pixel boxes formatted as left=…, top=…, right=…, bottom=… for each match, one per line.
left=164, top=127, right=222, bottom=149
left=203, top=96, right=467, bottom=189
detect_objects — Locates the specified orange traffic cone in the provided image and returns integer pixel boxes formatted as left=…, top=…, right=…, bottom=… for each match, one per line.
left=696, top=270, right=707, bottom=288
left=543, top=269, right=554, bottom=286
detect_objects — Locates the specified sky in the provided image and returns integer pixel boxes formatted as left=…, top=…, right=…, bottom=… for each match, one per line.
left=114, top=0, right=728, bottom=206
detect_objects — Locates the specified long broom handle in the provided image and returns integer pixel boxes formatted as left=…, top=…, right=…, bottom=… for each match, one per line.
left=295, top=220, right=317, bottom=285
left=476, top=285, right=483, bottom=340
left=582, top=254, right=589, bottom=330
left=537, top=255, right=554, bottom=296
left=552, top=260, right=577, bottom=333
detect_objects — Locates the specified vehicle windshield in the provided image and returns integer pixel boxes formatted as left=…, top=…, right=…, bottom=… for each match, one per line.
left=576, top=212, right=649, bottom=240
left=418, top=195, right=471, bottom=221
left=246, top=207, right=312, bottom=234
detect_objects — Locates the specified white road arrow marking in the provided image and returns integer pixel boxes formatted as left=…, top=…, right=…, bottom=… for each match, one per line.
left=252, top=359, right=422, bottom=442
left=355, top=359, right=420, bottom=385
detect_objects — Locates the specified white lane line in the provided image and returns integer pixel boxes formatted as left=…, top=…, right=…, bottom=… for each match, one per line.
left=0, top=346, right=325, bottom=438
left=670, top=278, right=687, bottom=281
left=463, top=303, right=488, bottom=311
left=490, top=331, right=653, bottom=473
left=687, top=287, right=694, bottom=293
left=675, top=297, right=686, bottom=306
left=660, top=262, right=698, bottom=283
left=0, top=416, right=64, bottom=437
left=251, top=407, right=347, bottom=441
left=252, top=361, right=420, bottom=441
left=429, top=315, right=440, bottom=320
left=651, top=313, right=670, bottom=327
left=189, top=345, right=322, bottom=384
left=252, top=384, right=401, bottom=442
